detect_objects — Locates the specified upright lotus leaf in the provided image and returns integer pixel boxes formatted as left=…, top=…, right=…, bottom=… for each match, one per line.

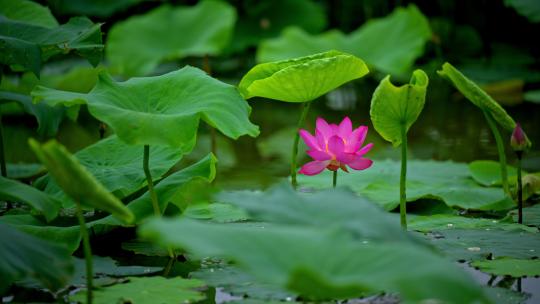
left=32, top=66, right=259, bottom=151
left=0, top=222, right=73, bottom=294
left=239, top=50, right=368, bottom=102
left=437, top=62, right=530, bottom=195
left=107, top=0, right=236, bottom=76
left=0, top=176, right=61, bottom=222
left=370, top=69, right=428, bottom=147
left=257, top=5, right=431, bottom=76
left=0, top=16, right=103, bottom=77
left=370, top=69, right=428, bottom=229
left=140, top=218, right=489, bottom=303
left=29, top=139, right=134, bottom=224
left=0, top=0, right=58, bottom=28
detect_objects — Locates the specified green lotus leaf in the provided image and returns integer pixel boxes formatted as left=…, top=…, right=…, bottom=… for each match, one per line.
left=370, top=69, right=428, bottom=147
left=0, top=176, right=61, bottom=222
left=469, top=160, right=520, bottom=186
left=297, top=159, right=515, bottom=211
left=140, top=217, right=488, bottom=303
left=238, top=50, right=368, bottom=102
left=437, top=62, right=516, bottom=132
left=508, top=204, right=540, bottom=227
left=0, top=0, right=58, bottom=28
left=29, top=139, right=134, bottom=224
left=49, top=0, right=146, bottom=18
left=0, top=222, right=73, bottom=294
left=38, top=135, right=183, bottom=206
left=257, top=5, right=431, bottom=76
left=409, top=214, right=536, bottom=233
left=107, top=0, right=236, bottom=76
left=472, top=257, right=540, bottom=277
left=32, top=66, right=259, bottom=150
left=0, top=16, right=103, bottom=76
left=504, top=0, right=540, bottom=23
left=70, top=276, right=206, bottom=304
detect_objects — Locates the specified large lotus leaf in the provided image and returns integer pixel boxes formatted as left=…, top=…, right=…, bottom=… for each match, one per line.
left=32, top=66, right=259, bottom=149
left=70, top=277, right=206, bottom=304
left=29, top=139, right=134, bottom=223
left=0, top=0, right=58, bottom=28
left=0, top=176, right=61, bottom=222
left=425, top=229, right=540, bottom=261
left=0, top=154, right=216, bottom=254
left=0, top=222, right=73, bottom=294
left=437, top=62, right=517, bottom=132
left=107, top=0, right=236, bottom=77
left=0, top=16, right=103, bottom=77
left=49, top=0, right=146, bottom=18
left=409, top=214, right=537, bottom=233
left=469, top=160, right=520, bottom=186
left=297, top=159, right=515, bottom=211
left=218, top=184, right=417, bottom=244
left=472, top=258, right=540, bottom=277
left=257, top=5, right=431, bottom=76
left=6, top=163, right=44, bottom=179
left=140, top=218, right=488, bottom=303
left=229, top=0, right=327, bottom=53
left=370, top=69, right=428, bottom=147
left=40, top=135, right=183, bottom=205
left=0, top=91, right=65, bottom=136
left=238, top=50, right=368, bottom=102
left=504, top=0, right=540, bottom=23
left=509, top=204, right=540, bottom=227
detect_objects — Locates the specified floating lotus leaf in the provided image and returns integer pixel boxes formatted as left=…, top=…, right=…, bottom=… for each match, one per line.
left=469, top=160, right=519, bottom=186
left=239, top=50, right=368, bottom=102
left=370, top=69, right=428, bottom=147
left=472, top=258, right=540, bottom=277
left=106, top=0, right=236, bottom=76
left=29, top=139, right=135, bottom=223
left=32, top=66, right=259, bottom=150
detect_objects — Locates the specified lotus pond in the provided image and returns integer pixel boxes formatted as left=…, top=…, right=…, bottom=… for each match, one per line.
left=1, top=0, right=540, bottom=303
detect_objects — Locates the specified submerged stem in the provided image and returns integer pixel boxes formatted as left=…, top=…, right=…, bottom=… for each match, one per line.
left=333, top=170, right=337, bottom=188
left=517, top=152, right=523, bottom=224
left=483, top=111, right=510, bottom=195
left=75, top=203, right=93, bottom=304
left=400, top=124, right=408, bottom=230
left=291, top=101, right=312, bottom=189
left=0, top=112, right=6, bottom=177
left=143, top=145, right=161, bottom=216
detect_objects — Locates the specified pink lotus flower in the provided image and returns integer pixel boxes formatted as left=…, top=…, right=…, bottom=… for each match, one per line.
left=298, top=117, right=373, bottom=176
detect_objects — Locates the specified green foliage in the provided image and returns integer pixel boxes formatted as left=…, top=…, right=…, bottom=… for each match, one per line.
left=49, top=0, right=146, bottom=18
left=426, top=229, right=540, bottom=261
left=107, top=0, right=236, bottom=76
left=257, top=5, right=431, bottom=75
left=239, top=50, right=368, bottom=102
left=70, top=277, right=206, bottom=304
left=370, top=69, right=428, bottom=147
left=0, top=91, right=64, bottom=136
left=437, top=62, right=516, bottom=132
left=0, top=0, right=58, bottom=28
left=524, top=89, right=540, bottom=103
left=32, top=67, right=259, bottom=150
left=0, top=176, right=61, bottom=221
left=472, top=258, right=540, bottom=277
left=469, top=160, right=520, bottom=186
left=297, top=160, right=515, bottom=211
left=39, top=135, right=183, bottom=205
left=409, top=214, right=536, bottom=233
left=29, top=139, right=135, bottom=223
left=230, top=0, right=327, bottom=53
left=504, top=0, right=540, bottom=23
left=0, top=222, right=73, bottom=294
left=509, top=204, right=540, bottom=227
left=141, top=186, right=489, bottom=303
left=0, top=16, right=103, bottom=76
left=6, top=163, right=43, bottom=179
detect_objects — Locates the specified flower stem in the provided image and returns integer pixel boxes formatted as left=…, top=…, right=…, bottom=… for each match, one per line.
left=143, top=145, right=161, bottom=216
left=291, top=101, right=312, bottom=189
left=517, top=151, right=523, bottom=224
left=333, top=170, right=337, bottom=188
left=483, top=111, right=510, bottom=195
left=75, top=202, right=93, bottom=304
left=0, top=112, right=6, bottom=178
left=400, top=124, right=408, bottom=230
left=202, top=54, right=218, bottom=166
